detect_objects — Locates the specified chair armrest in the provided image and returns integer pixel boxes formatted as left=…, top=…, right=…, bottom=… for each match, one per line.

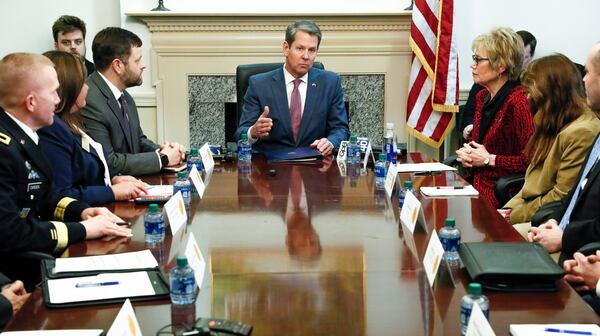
left=14, top=251, right=55, bottom=261
left=494, top=174, right=525, bottom=206
left=443, top=155, right=458, bottom=167
left=577, top=242, right=600, bottom=256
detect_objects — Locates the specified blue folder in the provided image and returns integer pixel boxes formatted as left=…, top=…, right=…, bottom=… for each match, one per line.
left=262, top=147, right=323, bottom=163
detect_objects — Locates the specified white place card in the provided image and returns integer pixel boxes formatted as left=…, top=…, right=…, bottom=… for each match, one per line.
left=168, top=228, right=188, bottom=263
left=336, top=140, right=348, bottom=162
left=189, top=164, right=206, bottom=198
left=384, top=161, right=398, bottom=197
left=184, top=232, right=206, bottom=291
left=199, top=143, right=215, bottom=172
left=423, top=230, right=445, bottom=287
left=399, top=189, right=426, bottom=234
left=357, top=137, right=372, bottom=170
left=466, top=303, right=495, bottom=336
left=165, top=191, right=187, bottom=235
left=106, top=299, right=142, bottom=336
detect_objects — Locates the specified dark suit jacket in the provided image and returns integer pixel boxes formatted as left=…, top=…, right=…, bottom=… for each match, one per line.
left=235, top=67, right=349, bottom=153
left=553, top=133, right=600, bottom=261
left=39, top=116, right=114, bottom=205
left=80, top=72, right=160, bottom=176
left=84, top=58, right=94, bottom=77
left=0, top=272, right=12, bottom=329
left=0, top=109, right=87, bottom=254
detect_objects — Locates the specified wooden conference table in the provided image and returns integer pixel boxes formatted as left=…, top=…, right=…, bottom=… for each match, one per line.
left=7, top=153, right=600, bottom=335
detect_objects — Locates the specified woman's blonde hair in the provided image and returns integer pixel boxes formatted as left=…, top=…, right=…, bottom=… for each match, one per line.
left=472, top=27, right=524, bottom=81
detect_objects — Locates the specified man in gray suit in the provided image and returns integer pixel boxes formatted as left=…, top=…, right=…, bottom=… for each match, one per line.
left=80, top=27, right=184, bottom=176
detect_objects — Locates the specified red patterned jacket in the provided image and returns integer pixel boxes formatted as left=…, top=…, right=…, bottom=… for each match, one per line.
left=471, top=85, right=533, bottom=208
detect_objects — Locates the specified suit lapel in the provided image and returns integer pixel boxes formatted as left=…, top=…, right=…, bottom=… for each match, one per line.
left=298, top=69, right=320, bottom=145
left=90, top=73, right=134, bottom=152
left=0, top=111, right=53, bottom=181
left=271, top=69, right=294, bottom=143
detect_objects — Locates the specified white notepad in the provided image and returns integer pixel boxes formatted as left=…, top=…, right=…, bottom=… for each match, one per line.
left=420, top=185, right=479, bottom=197
left=53, top=250, right=158, bottom=274
left=396, top=162, right=457, bottom=173
left=509, top=324, right=600, bottom=336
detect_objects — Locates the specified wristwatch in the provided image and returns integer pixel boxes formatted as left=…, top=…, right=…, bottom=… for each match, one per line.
left=483, top=156, right=490, bottom=166
left=160, top=153, right=169, bottom=166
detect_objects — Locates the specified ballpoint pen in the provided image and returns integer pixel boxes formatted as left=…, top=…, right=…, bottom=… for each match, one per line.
left=75, top=281, right=120, bottom=288
left=544, top=328, right=594, bottom=335
left=436, top=186, right=464, bottom=190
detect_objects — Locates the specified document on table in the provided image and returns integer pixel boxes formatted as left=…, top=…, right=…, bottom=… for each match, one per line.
left=53, top=250, right=158, bottom=274
left=47, top=271, right=155, bottom=304
left=420, top=185, right=479, bottom=197
left=396, top=162, right=456, bottom=173
left=138, top=185, right=173, bottom=197
left=0, top=331, right=103, bottom=336
left=509, top=324, right=600, bottom=336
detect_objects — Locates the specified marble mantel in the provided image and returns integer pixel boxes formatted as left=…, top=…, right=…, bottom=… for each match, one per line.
left=127, top=11, right=413, bottom=149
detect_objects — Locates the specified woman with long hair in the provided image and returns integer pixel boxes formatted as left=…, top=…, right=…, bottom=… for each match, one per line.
left=503, top=53, right=600, bottom=224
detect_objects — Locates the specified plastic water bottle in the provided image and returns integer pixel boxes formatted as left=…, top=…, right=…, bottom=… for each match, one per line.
left=439, top=218, right=461, bottom=266
left=173, top=171, right=191, bottom=206
left=460, top=283, right=489, bottom=335
left=383, top=123, right=397, bottom=163
left=238, top=133, right=252, bottom=161
left=170, top=256, right=196, bottom=305
left=144, top=203, right=165, bottom=243
left=186, top=147, right=203, bottom=174
left=374, top=153, right=388, bottom=189
left=347, top=135, right=361, bottom=165
left=399, top=180, right=416, bottom=210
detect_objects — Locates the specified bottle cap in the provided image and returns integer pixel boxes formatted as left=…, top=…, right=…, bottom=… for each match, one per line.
left=386, top=122, right=394, bottom=129
left=149, top=203, right=159, bottom=212
left=350, top=135, right=358, bottom=141
left=403, top=180, right=413, bottom=188
left=468, top=283, right=483, bottom=295
left=445, top=218, right=456, bottom=228
left=177, top=171, right=187, bottom=178
left=241, top=133, right=248, bottom=140
left=378, top=153, right=387, bottom=161
left=176, top=256, right=189, bottom=267
left=190, top=148, right=198, bottom=155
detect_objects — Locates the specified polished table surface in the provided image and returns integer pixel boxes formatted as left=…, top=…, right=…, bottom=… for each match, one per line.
left=7, top=154, right=600, bottom=335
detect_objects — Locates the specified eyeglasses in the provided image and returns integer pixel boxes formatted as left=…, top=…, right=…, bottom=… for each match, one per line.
left=472, top=55, right=490, bottom=65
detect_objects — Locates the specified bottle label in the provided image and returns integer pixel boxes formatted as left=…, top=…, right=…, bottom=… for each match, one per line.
left=440, top=236, right=460, bottom=252
left=171, top=275, right=196, bottom=295
left=145, top=218, right=165, bottom=235
left=460, top=304, right=489, bottom=330
left=375, top=165, right=386, bottom=177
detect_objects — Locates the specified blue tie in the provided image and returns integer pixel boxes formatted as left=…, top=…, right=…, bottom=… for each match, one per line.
left=559, top=136, right=600, bottom=230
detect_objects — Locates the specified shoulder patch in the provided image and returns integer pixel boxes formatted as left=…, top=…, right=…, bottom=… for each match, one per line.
left=0, top=132, right=10, bottom=145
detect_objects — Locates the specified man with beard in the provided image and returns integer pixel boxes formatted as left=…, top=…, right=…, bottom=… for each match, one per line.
left=52, top=15, right=95, bottom=76
left=80, top=27, right=184, bottom=176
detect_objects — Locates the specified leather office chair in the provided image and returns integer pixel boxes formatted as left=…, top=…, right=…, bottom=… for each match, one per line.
left=235, top=62, right=325, bottom=130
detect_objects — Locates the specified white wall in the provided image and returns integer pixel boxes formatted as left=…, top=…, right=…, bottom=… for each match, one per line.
left=1, top=0, right=599, bottom=92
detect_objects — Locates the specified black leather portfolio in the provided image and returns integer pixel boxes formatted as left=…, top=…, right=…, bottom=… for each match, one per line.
left=459, top=242, right=564, bottom=292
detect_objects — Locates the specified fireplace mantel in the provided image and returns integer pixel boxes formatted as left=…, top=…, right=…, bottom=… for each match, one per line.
left=127, top=11, right=415, bottom=150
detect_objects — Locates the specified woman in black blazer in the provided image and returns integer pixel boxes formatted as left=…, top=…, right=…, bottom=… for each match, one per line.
left=38, top=51, right=146, bottom=205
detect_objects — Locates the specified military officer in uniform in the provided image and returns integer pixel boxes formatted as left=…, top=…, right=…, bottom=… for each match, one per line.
left=0, top=53, right=132, bottom=286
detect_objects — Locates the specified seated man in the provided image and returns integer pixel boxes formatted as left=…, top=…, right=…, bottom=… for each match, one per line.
left=564, top=251, right=600, bottom=313
left=528, top=43, right=600, bottom=262
left=80, top=27, right=184, bottom=176
left=52, top=15, right=95, bottom=77
left=235, top=20, right=349, bottom=156
left=0, top=272, right=29, bottom=329
left=0, top=53, right=131, bottom=285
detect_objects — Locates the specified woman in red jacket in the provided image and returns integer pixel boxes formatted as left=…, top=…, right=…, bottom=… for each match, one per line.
left=456, top=27, right=534, bottom=208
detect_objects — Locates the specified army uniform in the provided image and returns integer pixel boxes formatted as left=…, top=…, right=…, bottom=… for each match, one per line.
left=0, top=108, right=88, bottom=254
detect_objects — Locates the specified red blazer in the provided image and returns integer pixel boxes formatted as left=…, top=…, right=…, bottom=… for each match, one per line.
left=471, top=85, right=533, bottom=208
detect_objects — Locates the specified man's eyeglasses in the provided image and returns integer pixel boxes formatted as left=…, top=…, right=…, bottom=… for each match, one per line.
left=472, top=55, right=490, bottom=65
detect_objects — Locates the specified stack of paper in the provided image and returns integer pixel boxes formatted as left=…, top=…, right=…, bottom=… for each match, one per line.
left=420, top=185, right=479, bottom=197
left=396, top=162, right=456, bottom=173
left=509, top=324, right=600, bottom=336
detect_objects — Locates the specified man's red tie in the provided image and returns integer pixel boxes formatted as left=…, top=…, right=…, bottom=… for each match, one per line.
left=290, top=78, right=302, bottom=143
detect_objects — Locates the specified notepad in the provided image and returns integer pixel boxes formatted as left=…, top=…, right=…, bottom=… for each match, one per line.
left=53, top=250, right=159, bottom=274
left=396, top=162, right=456, bottom=173
left=509, top=324, right=600, bottom=336
left=420, top=185, right=479, bottom=197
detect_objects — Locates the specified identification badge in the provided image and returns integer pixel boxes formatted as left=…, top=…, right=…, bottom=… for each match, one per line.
left=19, top=208, right=31, bottom=219
left=27, top=182, right=42, bottom=192
left=82, top=135, right=90, bottom=152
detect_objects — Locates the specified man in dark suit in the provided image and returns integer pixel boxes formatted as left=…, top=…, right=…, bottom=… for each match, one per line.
left=0, top=53, right=132, bottom=286
left=80, top=27, right=184, bottom=176
left=0, top=272, right=28, bottom=329
left=528, top=43, right=600, bottom=262
left=52, top=15, right=95, bottom=77
left=235, top=20, right=349, bottom=155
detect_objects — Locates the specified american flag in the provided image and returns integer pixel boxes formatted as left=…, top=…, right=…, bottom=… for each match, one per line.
left=406, top=0, right=459, bottom=148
